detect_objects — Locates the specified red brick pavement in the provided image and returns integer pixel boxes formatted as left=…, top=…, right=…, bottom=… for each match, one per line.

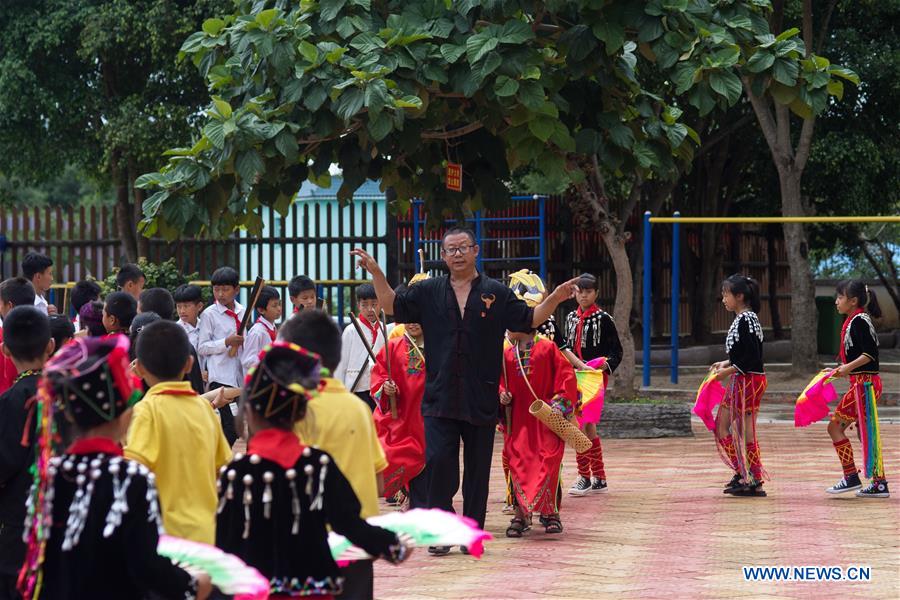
left=374, top=420, right=900, bottom=599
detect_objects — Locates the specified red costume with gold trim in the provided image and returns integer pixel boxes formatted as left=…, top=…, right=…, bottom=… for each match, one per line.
left=370, top=334, right=426, bottom=499
left=500, top=336, right=578, bottom=516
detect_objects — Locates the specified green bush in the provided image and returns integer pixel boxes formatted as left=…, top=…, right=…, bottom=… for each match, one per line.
left=100, top=257, right=206, bottom=300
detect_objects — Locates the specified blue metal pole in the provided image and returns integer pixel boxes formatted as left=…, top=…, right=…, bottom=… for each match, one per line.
left=537, top=195, right=546, bottom=281
left=337, top=284, right=345, bottom=329
left=642, top=211, right=652, bottom=388
left=475, top=210, right=484, bottom=273
left=412, top=201, right=420, bottom=273
left=671, top=211, right=680, bottom=384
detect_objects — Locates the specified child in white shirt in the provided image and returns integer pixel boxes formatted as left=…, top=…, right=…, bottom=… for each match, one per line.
left=334, top=283, right=386, bottom=411
left=241, top=286, right=282, bottom=378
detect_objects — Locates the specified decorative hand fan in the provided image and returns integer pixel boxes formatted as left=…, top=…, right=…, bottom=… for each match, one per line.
left=693, top=371, right=725, bottom=431
left=157, top=535, right=270, bottom=600
left=794, top=369, right=837, bottom=427
left=575, top=357, right=608, bottom=426
left=329, top=509, right=492, bottom=562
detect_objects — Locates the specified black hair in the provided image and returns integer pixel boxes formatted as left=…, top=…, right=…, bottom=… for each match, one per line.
left=115, top=263, right=145, bottom=288
left=104, top=291, right=138, bottom=330
left=252, top=352, right=313, bottom=429
left=0, top=277, right=36, bottom=307
left=48, top=314, right=75, bottom=355
left=836, top=279, right=882, bottom=319
left=130, top=312, right=161, bottom=361
left=22, top=252, right=53, bottom=280
left=289, top=275, right=316, bottom=297
left=2, top=306, right=50, bottom=362
left=255, top=285, right=280, bottom=311
left=71, top=280, right=102, bottom=312
left=211, top=266, right=240, bottom=287
left=136, top=320, right=192, bottom=380
left=173, top=283, right=203, bottom=304
left=278, top=310, right=341, bottom=370
left=722, top=273, right=761, bottom=313
left=80, top=301, right=107, bottom=337
left=139, top=288, right=176, bottom=320
left=441, top=227, right=477, bottom=246
left=356, top=283, right=377, bottom=301
left=576, top=273, right=599, bottom=291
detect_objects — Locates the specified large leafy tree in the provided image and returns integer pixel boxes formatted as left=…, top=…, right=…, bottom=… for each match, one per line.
left=0, top=0, right=229, bottom=260
left=141, top=0, right=855, bottom=392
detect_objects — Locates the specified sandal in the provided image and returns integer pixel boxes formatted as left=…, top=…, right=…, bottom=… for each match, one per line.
left=505, top=517, right=531, bottom=538
left=542, top=515, right=563, bottom=534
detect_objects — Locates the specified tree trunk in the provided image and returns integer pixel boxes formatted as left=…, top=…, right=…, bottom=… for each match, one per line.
left=128, top=161, right=149, bottom=259
left=111, top=150, right=138, bottom=263
left=599, top=223, right=636, bottom=399
left=780, top=170, right=818, bottom=371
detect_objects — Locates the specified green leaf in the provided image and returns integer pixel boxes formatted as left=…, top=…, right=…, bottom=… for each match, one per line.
left=708, top=70, right=743, bottom=104
left=202, top=18, right=226, bottom=36
left=632, top=142, right=656, bottom=168
left=256, top=9, right=279, bottom=30
left=826, top=79, right=844, bottom=100
left=746, top=51, right=775, bottom=73
left=528, top=116, right=555, bottom=142
left=666, top=123, right=688, bottom=148
left=494, top=75, right=519, bottom=97
left=725, top=15, right=753, bottom=30
left=350, top=32, right=385, bottom=53
left=299, top=41, right=319, bottom=63
left=142, top=190, right=169, bottom=218
left=303, top=84, right=328, bottom=111
left=466, top=33, right=498, bottom=63
left=211, top=96, right=232, bottom=119
left=480, top=51, right=502, bottom=78
left=517, top=81, right=545, bottom=110
left=788, top=97, right=813, bottom=119
left=394, top=95, right=422, bottom=109
left=575, top=129, right=602, bottom=154
left=592, top=20, right=626, bottom=55
left=274, top=130, right=299, bottom=161
left=521, top=66, right=541, bottom=80
left=320, top=0, right=347, bottom=22
left=367, top=112, right=393, bottom=141
left=769, top=81, right=798, bottom=105
left=499, top=20, right=533, bottom=44
left=606, top=122, right=634, bottom=149
left=335, top=87, right=365, bottom=121
left=828, top=66, right=860, bottom=85
left=775, top=27, right=800, bottom=42
left=440, top=43, right=466, bottom=63
left=203, top=120, right=226, bottom=148
left=365, top=80, right=390, bottom=117
left=236, top=149, right=264, bottom=183
left=772, top=59, right=799, bottom=86
left=638, top=17, right=664, bottom=42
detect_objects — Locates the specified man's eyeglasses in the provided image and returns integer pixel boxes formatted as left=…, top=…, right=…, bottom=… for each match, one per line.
left=441, top=244, right=475, bottom=256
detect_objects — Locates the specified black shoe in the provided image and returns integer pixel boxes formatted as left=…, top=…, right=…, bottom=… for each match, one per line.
left=826, top=473, right=862, bottom=494
left=856, top=480, right=890, bottom=498
left=428, top=545, right=451, bottom=556
left=568, top=476, right=592, bottom=496
left=728, top=482, right=767, bottom=497
left=723, top=473, right=741, bottom=492
left=459, top=546, right=470, bottom=555
left=590, top=477, right=608, bottom=493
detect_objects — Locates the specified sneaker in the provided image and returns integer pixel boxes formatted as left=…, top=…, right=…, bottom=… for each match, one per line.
left=502, top=503, right=516, bottom=515
left=568, top=476, right=592, bottom=496
left=856, top=480, right=890, bottom=498
left=826, top=473, right=862, bottom=494
left=590, top=477, right=608, bottom=493
left=723, top=473, right=741, bottom=492
left=427, top=545, right=452, bottom=556
left=728, top=482, right=767, bottom=497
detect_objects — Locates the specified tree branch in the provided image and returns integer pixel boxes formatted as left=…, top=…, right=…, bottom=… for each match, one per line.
left=696, top=114, right=754, bottom=158
left=420, top=121, right=484, bottom=140
left=742, top=78, right=780, bottom=157
left=795, top=114, right=816, bottom=171
left=802, top=0, right=813, bottom=56
left=815, top=0, right=839, bottom=54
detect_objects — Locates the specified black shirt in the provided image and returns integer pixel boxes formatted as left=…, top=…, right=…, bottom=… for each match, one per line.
left=0, top=372, right=38, bottom=575
left=843, top=312, right=879, bottom=373
left=561, top=308, right=623, bottom=373
left=39, top=452, right=197, bottom=599
left=393, top=274, right=534, bottom=426
left=725, top=312, right=764, bottom=374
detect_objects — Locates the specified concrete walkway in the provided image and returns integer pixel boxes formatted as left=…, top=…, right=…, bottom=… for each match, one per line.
left=374, top=419, right=900, bottom=599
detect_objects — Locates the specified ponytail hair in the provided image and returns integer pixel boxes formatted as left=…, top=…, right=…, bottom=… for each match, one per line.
left=836, top=279, right=882, bottom=319
left=722, top=274, right=761, bottom=313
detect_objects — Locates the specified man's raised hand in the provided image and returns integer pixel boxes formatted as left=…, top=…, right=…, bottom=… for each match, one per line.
left=350, top=248, right=382, bottom=276
left=550, top=277, right=580, bottom=304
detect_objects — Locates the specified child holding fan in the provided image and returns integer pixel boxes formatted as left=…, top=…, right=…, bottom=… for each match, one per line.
left=710, top=275, right=768, bottom=497
left=825, top=280, right=888, bottom=498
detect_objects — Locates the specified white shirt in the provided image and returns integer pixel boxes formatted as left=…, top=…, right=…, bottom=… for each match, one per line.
left=197, top=301, right=245, bottom=388
left=334, top=319, right=389, bottom=393
left=73, top=314, right=81, bottom=332
left=178, top=319, right=200, bottom=352
left=241, top=317, right=277, bottom=378
left=34, top=295, right=49, bottom=315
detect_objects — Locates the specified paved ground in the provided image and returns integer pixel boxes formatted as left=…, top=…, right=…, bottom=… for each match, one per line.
left=374, top=417, right=900, bottom=599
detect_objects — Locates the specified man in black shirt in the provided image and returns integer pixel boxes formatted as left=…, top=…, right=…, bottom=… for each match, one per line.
left=352, top=229, right=576, bottom=553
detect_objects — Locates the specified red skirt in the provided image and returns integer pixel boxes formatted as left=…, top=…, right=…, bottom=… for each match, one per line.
left=833, top=373, right=882, bottom=424
left=724, top=373, right=767, bottom=413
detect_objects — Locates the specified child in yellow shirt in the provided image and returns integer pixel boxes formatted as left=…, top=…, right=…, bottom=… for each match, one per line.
left=126, top=320, right=232, bottom=543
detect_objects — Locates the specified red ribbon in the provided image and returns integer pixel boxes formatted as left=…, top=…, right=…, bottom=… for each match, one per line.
left=224, top=307, right=242, bottom=332
left=358, top=313, right=380, bottom=344
left=67, top=437, right=124, bottom=456
left=573, top=305, right=599, bottom=360
left=838, top=308, right=864, bottom=364
left=258, top=317, right=277, bottom=342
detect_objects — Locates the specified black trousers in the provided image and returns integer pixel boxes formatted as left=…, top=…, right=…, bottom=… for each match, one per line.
left=209, top=381, right=238, bottom=447
left=0, top=574, right=20, bottom=600
left=338, top=559, right=374, bottom=599
left=423, top=416, right=496, bottom=529
left=408, top=470, right=429, bottom=509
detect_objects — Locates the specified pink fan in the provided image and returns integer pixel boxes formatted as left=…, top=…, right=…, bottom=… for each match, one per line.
left=794, top=370, right=837, bottom=428
left=576, top=357, right=608, bottom=426
left=693, top=372, right=725, bottom=431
